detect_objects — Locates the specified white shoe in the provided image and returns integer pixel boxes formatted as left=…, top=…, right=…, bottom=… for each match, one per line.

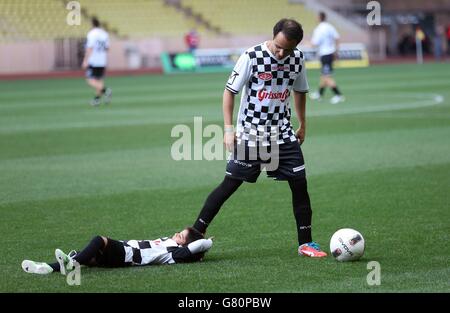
left=103, top=88, right=112, bottom=104
left=90, top=97, right=101, bottom=107
left=330, top=95, right=345, bottom=104
left=309, top=91, right=322, bottom=101
left=55, top=249, right=75, bottom=275
left=21, top=260, right=53, bottom=275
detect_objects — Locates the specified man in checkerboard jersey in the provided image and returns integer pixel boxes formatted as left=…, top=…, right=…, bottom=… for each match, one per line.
left=192, top=18, right=327, bottom=258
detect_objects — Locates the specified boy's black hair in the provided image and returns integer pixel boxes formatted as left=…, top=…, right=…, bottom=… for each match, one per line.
left=273, top=18, right=304, bottom=44
left=183, top=227, right=207, bottom=262
left=185, top=227, right=205, bottom=245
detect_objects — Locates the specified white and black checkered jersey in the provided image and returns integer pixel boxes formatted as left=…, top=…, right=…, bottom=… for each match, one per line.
left=121, top=237, right=212, bottom=265
left=226, top=42, right=309, bottom=146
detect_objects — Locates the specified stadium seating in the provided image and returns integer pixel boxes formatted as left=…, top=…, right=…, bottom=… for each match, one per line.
left=0, top=0, right=319, bottom=41
left=0, top=0, right=90, bottom=41
left=0, top=0, right=205, bottom=41
left=76, top=0, right=201, bottom=38
left=181, top=0, right=319, bottom=35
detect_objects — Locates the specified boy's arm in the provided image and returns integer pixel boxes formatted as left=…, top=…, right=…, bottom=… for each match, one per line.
left=187, top=238, right=213, bottom=254
left=169, top=239, right=213, bottom=263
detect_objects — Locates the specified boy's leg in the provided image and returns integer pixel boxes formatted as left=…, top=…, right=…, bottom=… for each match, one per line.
left=55, top=235, right=107, bottom=274
left=72, top=235, right=107, bottom=265
left=48, top=262, right=61, bottom=272
left=48, top=249, right=77, bottom=272
left=22, top=236, right=110, bottom=275
left=193, top=176, right=243, bottom=234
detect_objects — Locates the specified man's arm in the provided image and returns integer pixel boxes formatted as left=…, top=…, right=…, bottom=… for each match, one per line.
left=334, top=38, right=340, bottom=59
left=223, top=89, right=236, bottom=152
left=82, top=47, right=92, bottom=69
left=311, top=27, right=319, bottom=48
left=223, top=51, right=251, bottom=151
left=293, top=91, right=307, bottom=144
left=333, top=25, right=340, bottom=59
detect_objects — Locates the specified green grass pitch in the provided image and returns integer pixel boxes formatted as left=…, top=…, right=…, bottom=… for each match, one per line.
left=0, top=62, right=449, bottom=292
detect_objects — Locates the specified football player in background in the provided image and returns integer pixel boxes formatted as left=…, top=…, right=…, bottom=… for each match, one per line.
left=82, top=17, right=112, bottom=106
left=309, top=12, right=345, bottom=104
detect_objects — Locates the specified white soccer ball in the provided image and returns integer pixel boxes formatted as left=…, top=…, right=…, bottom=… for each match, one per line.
left=330, top=228, right=365, bottom=262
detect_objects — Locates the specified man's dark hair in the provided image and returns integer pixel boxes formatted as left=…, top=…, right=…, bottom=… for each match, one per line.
left=273, top=18, right=303, bottom=44
left=185, top=227, right=205, bottom=245
left=92, top=17, right=100, bottom=28
left=319, top=12, right=326, bottom=22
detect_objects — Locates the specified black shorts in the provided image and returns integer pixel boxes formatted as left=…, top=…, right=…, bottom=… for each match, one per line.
left=94, top=238, right=127, bottom=268
left=85, top=66, right=106, bottom=79
left=225, top=141, right=306, bottom=183
left=320, top=53, right=334, bottom=75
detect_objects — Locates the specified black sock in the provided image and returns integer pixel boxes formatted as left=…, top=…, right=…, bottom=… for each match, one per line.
left=319, top=87, right=325, bottom=96
left=49, top=262, right=60, bottom=272
left=73, top=236, right=105, bottom=266
left=193, top=176, right=243, bottom=233
left=332, top=86, right=341, bottom=95
left=288, top=178, right=313, bottom=245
